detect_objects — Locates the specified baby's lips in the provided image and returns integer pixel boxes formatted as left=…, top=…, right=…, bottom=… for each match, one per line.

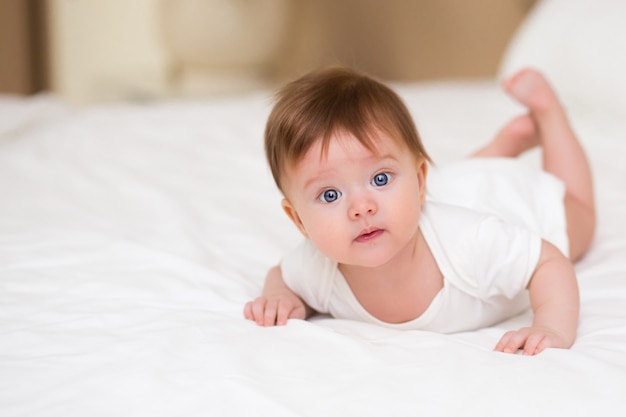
left=355, top=228, right=384, bottom=243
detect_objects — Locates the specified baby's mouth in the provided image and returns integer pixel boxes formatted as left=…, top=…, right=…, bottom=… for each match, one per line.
left=355, top=228, right=384, bottom=243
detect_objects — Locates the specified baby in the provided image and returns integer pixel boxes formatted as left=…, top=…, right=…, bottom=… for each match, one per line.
left=244, top=67, right=595, bottom=355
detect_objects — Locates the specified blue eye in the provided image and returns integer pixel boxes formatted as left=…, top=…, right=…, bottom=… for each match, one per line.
left=372, top=173, right=390, bottom=187
left=319, top=189, right=341, bottom=203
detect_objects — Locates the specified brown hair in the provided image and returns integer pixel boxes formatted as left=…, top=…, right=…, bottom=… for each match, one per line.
left=265, top=67, right=431, bottom=192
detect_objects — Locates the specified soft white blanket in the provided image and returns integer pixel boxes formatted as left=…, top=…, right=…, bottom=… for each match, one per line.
left=1, top=79, right=625, bottom=416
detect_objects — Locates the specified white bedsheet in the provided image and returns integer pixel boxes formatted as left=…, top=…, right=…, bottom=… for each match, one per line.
left=1, top=79, right=626, bottom=416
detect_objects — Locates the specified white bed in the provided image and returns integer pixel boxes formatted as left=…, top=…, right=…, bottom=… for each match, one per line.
left=2, top=1, right=626, bottom=415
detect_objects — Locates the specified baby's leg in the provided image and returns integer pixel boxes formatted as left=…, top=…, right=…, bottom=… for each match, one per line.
left=471, top=114, right=539, bottom=158
left=504, top=68, right=595, bottom=261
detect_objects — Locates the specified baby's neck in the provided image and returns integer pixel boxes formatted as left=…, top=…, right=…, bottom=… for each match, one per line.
left=338, top=228, right=443, bottom=324
left=340, top=230, right=422, bottom=285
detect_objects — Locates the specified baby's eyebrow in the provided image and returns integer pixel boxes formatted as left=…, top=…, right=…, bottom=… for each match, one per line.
left=303, top=171, right=334, bottom=191
left=308, top=155, right=398, bottom=186
left=374, top=153, right=396, bottom=162
left=366, top=153, right=399, bottom=168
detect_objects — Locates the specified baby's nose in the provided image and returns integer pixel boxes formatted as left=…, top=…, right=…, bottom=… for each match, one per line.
left=348, top=197, right=377, bottom=219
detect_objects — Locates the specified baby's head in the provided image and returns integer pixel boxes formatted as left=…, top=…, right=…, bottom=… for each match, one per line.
left=265, top=67, right=431, bottom=194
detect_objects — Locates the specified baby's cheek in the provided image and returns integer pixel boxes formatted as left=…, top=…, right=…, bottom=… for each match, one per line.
left=309, top=227, right=345, bottom=259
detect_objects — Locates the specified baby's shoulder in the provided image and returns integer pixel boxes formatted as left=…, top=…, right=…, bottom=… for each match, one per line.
left=280, top=239, right=337, bottom=313
left=420, top=201, right=535, bottom=262
left=421, top=201, right=492, bottom=236
left=421, top=201, right=542, bottom=299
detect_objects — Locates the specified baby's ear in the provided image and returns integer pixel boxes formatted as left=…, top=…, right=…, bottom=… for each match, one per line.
left=417, top=158, right=428, bottom=205
left=281, top=199, right=309, bottom=238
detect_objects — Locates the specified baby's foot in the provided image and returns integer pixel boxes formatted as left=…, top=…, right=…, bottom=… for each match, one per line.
left=503, top=68, right=560, bottom=115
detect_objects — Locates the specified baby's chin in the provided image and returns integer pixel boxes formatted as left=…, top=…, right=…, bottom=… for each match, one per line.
left=335, top=253, right=397, bottom=270
left=314, top=240, right=400, bottom=270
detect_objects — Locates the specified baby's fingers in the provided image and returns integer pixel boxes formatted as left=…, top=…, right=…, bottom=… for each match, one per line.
left=248, top=297, right=272, bottom=326
left=243, top=301, right=253, bottom=321
left=494, top=328, right=530, bottom=354
left=254, top=297, right=292, bottom=326
left=263, top=298, right=281, bottom=326
left=244, top=297, right=303, bottom=327
left=275, top=300, right=304, bottom=325
left=275, top=303, right=291, bottom=326
left=521, top=331, right=552, bottom=355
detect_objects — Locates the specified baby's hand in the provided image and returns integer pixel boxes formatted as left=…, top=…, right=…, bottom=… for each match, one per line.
left=494, top=326, right=571, bottom=355
left=244, top=292, right=307, bottom=326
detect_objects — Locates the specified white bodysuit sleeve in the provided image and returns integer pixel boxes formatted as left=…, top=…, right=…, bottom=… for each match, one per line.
left=279, top=239, right=336, bottom=314
left=467, top=216, right=542, bottom=300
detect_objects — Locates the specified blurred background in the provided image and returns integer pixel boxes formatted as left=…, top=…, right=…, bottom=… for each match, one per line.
left=1, top=0, right=536, bottom=105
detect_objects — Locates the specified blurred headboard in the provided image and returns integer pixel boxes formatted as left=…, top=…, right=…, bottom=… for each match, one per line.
left=499, top=0, right=626, bottom=115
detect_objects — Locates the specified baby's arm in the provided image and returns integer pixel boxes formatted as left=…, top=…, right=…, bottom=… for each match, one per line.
left=494, top=241, right=580, bottom=355
left=244, top=265, right=314, bottom=326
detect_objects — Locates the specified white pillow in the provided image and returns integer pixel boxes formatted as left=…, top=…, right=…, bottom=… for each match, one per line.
left=499, top=0, right=626, bottom=115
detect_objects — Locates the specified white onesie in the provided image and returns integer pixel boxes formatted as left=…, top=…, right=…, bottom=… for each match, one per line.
left=280, top=158, right=568, bottom=333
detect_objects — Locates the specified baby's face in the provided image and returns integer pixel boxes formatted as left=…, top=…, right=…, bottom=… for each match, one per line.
left=280, top=131, right=427, bottom=268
